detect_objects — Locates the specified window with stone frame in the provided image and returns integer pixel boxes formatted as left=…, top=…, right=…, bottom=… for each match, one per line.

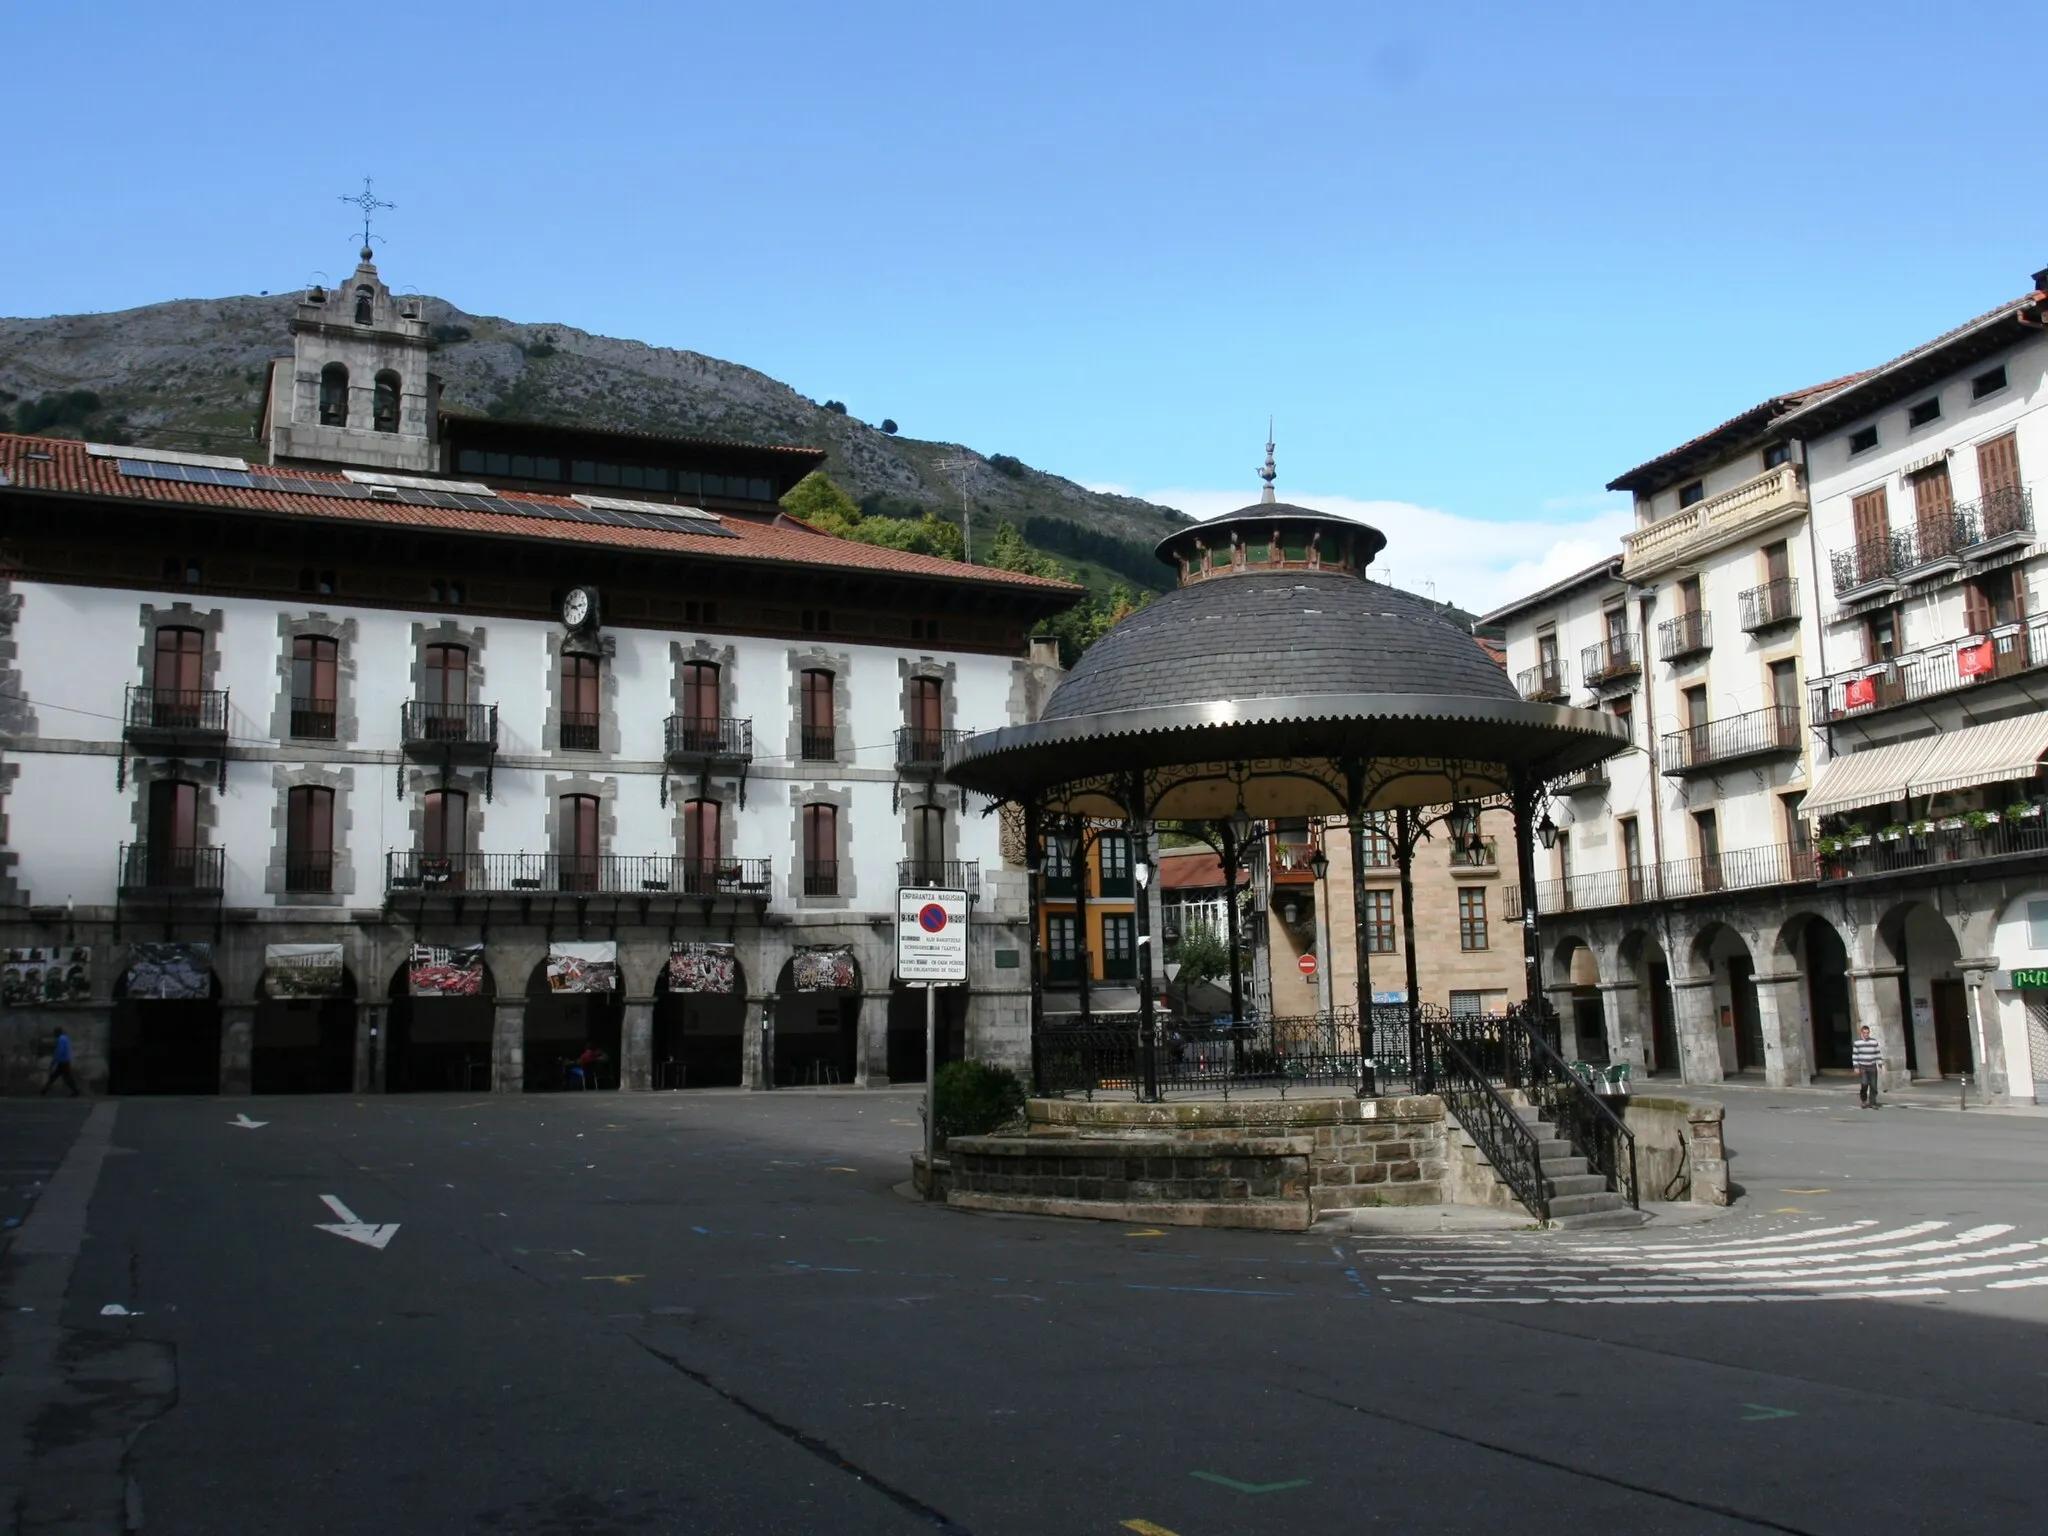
left=422, top=787, right=468, bottom=889
left=559, top=794, right=601, bottom=892
left=151, top=625, right=205, bottom=728
left=1457, top=888, right=1488, bottom=951
left=682, top=798, right=721, bottom=893
left=800, top=669, right=835, bottom=759
left=560, top=652, right=601, bottom=751
left=285, top=785, right=334, bottom=892
left=291, top=636, right=338, bottom=739
left=910, top=804, right=946, bottom=882
left=803, top=803, right=839, bottom=895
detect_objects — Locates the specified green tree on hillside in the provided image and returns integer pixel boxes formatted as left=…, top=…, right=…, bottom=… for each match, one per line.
left=781, top=471, right=964, bottom=560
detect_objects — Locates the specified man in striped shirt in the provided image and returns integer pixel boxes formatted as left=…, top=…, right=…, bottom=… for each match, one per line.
left=1852, top=1025, right=1883, bottom=1108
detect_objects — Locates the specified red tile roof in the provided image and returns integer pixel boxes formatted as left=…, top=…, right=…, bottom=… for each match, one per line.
left=1157, top=847, right=1248, bottom=890
left=0, top=434, right=1082, bottom=598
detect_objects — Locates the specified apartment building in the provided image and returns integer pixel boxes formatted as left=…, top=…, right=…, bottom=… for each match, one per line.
left=0, top=247, right=1079, bottom=1096
left=1486, top=261, right=2048, bottom=1102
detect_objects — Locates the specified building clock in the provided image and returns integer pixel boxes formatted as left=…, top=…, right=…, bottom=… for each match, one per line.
left=561, top=586, right=600, bottom=633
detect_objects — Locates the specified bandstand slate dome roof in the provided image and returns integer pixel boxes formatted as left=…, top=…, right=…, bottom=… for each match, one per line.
left=948, top=484, right=1630, bottom=819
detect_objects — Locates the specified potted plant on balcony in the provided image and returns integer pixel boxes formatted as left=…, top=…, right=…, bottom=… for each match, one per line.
left=2008, top=801, right=2043, bottom=822
left=1879, top=823, right=1907, bottom=843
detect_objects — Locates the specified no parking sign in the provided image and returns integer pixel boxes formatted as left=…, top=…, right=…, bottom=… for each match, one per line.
left=897, top=887, right=969, bottom=983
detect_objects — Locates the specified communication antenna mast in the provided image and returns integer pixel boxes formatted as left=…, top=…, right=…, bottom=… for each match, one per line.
left=935, top=455, right=976, bottom=563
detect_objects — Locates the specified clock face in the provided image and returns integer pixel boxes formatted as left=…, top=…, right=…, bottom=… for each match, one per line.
left=562, top=588, right=592, bottom=629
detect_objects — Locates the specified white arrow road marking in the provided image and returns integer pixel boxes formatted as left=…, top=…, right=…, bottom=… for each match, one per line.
left=230, top=1114, right=268, bottom=1129
left=316, top=1194, right=399, bottom=1250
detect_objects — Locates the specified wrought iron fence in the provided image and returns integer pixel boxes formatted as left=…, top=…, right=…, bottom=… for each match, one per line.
left=1660, top=703, right=1801, bottom=773
left=124, top=685, right=229, bottom=735
left=1517, top=661, right=1568, bottom=702
left=1504, top=840, right=1816, bottom=917
left=385, top=850, right=770, bottom=896
left=1819, top=813, right=2048, bottom=879
left=897, top=859, right=980, bottom=895
left=1810, top=615, right=2048, bottom=721
left=289, top=696, right=337, bottom=740
left=1738, top=577, right=1799, bottom=631
left=1580, top=633, right=1641, bottom=686
left=1416, top=1015, right=1548, bottom=1221
left=1657, top=609, right=1711, bottom=660
left=1035, top=1006, right=1436, bottom=1100
left=118, top=843, right=225, bottom=892
left=401, top=700, right=497, bottom=748
left=1831, top=531, right=1911, bottom=595
left=800, top=727, right=836, bottom=761
left=803, top=858, right=839, bottom=896
left=896, top=726, right=966, bottom=768
left=663, top=715, right=753, bottom=759
left=559, top=712, right=601, bottom=752
left=284, top=853, right=334, bottom=893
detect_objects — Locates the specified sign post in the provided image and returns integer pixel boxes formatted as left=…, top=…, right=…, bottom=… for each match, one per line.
left=899, top=887, right=970, bottom=1199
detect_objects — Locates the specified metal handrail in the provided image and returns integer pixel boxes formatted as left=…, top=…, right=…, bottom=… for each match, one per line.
left=1512, top=1008, right=1640, bottom=1208
left=401, top=700, right=497, bottom=748
left=1659, top=703, right=1801, bottom=773
left=1656, top=610, right=1711, bottom=661
left=385, top=850, right=770, bottom=896
left=1738, top=577, right=1800, bottom=631
left=1580, top=633, right=1641, bottom=685
left=896, top=726, right=966, bottom=768
left=1517, top=662, right=1568, bottom=702
left=897, top=858, right=981, bottom=895
left=124, top=684, right=229, bottom=735
left=1419, top=1017, right=1549, bottom=1222
left=663, top=715, right=753, bottom=759
left=118, top=843, right=225, bottom=892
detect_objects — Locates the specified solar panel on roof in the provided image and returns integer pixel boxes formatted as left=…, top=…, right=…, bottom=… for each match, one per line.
left=119, top=459, right=256, bottom=489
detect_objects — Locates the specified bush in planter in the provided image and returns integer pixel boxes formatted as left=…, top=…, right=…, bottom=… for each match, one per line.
left=933, top=1061, right=1027, bottom=1145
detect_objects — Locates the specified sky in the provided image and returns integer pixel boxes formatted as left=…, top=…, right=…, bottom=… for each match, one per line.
left=6, top=0, right=2044, bottom=611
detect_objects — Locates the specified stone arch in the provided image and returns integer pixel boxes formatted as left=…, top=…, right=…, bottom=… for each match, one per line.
left=1615, top=927, right=1675, bottom=1075
left=251, top=961, right=358, bottom=1094
left=110, top=948, right=222, bottom=1094
left=383, top=948, right=496, bottom=1092
left=1777, top=911, right=1852, bottom=1074
left=652, top=947, right=748, bottom=1089
left=1688, top=921, right=1762, bottom=1078
left=1549, top=934, right=1608, bottom=1064
left=1876, top=898, right=1970, bottom=1078
left=521, top=952, right=623, bottom=1091
left=771, top=949, right=863, bottom=1087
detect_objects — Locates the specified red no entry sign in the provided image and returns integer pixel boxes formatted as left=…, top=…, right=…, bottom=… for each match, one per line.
left=1297, top=953, right=1318, bottom=978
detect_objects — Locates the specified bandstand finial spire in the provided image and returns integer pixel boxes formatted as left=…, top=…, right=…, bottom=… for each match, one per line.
left=1259, top=420, right=1277, bottom=504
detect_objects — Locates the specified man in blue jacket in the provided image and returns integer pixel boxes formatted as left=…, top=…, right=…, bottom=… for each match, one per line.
left=40, top=1027, right=80, bottom=1097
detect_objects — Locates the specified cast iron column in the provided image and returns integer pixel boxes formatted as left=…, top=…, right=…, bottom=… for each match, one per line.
left=1128, top=776, right=1159, bottom=1101
left=1345, top=761, right=1376, bottom=1097
left=1219, top=822, right=1245, bottom=1025
left=1025, top=800, right=1045, bottom=1093
left=1397, top=805, right=1422, bottom=1087
left=1075, top=824, right=1094, bottom=1027
left=1511, top=770, right=1549, bottom=1054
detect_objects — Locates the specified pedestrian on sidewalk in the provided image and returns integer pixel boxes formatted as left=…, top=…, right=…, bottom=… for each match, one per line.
left=39, top=1026, right=80, bottom=1097
left=1852, top=1024, right=1882, bottom=1109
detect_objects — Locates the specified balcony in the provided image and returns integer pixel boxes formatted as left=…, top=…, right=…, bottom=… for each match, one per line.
left=1739, top=577, right=1800, bottom=633
left=1818, top=812, right=2048, bottom=881
left=896, top=726, right=966, bottom=770
left=289, top=696, right=337, bottom=740
left=1829, top=488, right=2036, bottom=598
left=803, top=859, right=839, bottom=897
left=897, top=858, right=981, bottom=898
left=1517, top=661, right=1569, bottom=704
left=400, top=700, right=497, bottom=751
left=124, top=684, right=229, bottom=745
left=284, top=852, right=335, bottom=894
left=1657, top=610, right=1712, bottom=662
left=386, top=851, right=770, bottom=900
left=1812, top=615, right=2048, bottom=722
left=1503, top=841, right=1816, bottom=917
left=1580, top=633, right=1641, bottom=687
left=1660, top=704, right=1802, bottom=775
left=663, top=715, right=753, bottom=764
left=118, top=843, right=225, bottom=894
left=1448, top=837, right=1498, bottom=870
left=1621, top=463, right=1807, bottom=582
left=800, top=727, right=836, bottom=762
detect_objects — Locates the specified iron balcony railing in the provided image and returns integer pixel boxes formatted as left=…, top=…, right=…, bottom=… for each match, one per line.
left=118, top=843, right=225, bottom=893
left=1505, top=841, right=1817, bottom=918
left=558, top=712, right=600, bottom=752
left=1657, top=610, right=1711, bottom=661
left=1580, top=633, right=1641, bottom=686
left=289, top=696, right=337, bottom=740
left=1811, top=615, right=2048, bottom=721
left=284, top=852, right=335, bottom=893
left=802, top=858, right=839, bottom=896
left=662, top=715, right=753, bottom=761
left=896, top=726, right=967, bottom=769
left=897, top=858, right=980, bottom=896
left=385, top=851, right=770, bottom=896
left=124, top=684, right=229, bottom=736
left=1517, top=660, right=1569, bottom=703
left=1738, top=577, right=1800, bottom=632
left=400, top=700, right=497, bottom=749
left=1830, top=491, right=2034, bottom=596
left=1819, top=813, right=2048, bottom=881
left=1660, top=703, right=1801, bottom=774
left=799, top=727, right=836, bottom=761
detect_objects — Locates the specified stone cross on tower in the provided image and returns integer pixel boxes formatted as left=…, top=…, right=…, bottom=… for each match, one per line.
left=338, top=176, right=395, bottom=256
left=1259, top=422, right=1277, bottom=504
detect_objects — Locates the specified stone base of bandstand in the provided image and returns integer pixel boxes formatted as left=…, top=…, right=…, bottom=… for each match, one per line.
left=942, top=1094, right=1450, bottom=1230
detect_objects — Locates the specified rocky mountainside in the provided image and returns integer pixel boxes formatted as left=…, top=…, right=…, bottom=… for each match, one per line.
left=0, top=291, right=1190, bottom=586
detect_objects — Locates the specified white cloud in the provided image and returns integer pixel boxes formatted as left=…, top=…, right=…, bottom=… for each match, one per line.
left=1132, top=486, right=1633, bottom=617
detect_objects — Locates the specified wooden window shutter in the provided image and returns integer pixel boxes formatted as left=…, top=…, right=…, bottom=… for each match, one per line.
left=1910, top=464, right=1953, bottom=524
left=1964, top=579, right=1992, bottom=635
left=1978, top=432, right=2021, bottom=496
left=1852, top=488, right=1890, bottom=546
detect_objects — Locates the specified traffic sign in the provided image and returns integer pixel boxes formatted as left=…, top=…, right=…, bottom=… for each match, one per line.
left=897, top=887, right=969, bottom=983
left=1297, top=952, right=1318, bottom=978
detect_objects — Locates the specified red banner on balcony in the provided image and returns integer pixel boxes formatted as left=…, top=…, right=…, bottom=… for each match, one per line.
left=1843, top=675, right=1877, bottom=709
left=1958, top=639, right=1996, bottom=679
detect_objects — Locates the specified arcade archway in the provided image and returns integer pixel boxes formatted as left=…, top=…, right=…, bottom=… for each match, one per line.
left=253, top=962, right=358, bottom=1094
left=651, top=948, right=747, bottom=1089
left=773, top=950, right=861, bottom=1087
left=110, top=945, right=222, bottom=1094
left=385, top=950, right=496, bottom=1092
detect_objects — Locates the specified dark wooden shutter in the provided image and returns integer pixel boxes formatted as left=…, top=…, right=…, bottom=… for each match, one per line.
left=1978, top=432, right=2022, bottom=496
left=1964, top=580, right=1993, bottom=634
left=1852, top=488, right=1890, bottom=547
left=1911, top=464, right=1954, bottom=525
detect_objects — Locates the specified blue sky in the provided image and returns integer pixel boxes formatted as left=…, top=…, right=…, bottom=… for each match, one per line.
left=7, top=1, right=2044, bottom=607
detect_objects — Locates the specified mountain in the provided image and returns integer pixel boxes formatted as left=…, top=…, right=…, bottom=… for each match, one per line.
left=0, top=291, right=1190, bottom=592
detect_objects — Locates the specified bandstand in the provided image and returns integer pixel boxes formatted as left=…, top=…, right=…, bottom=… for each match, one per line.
left=944, top=481, right=1643, bottom=1223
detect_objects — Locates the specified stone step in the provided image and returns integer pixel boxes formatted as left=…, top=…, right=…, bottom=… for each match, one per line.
left=1547, top=1190, right=1630, bottom=1219
left=1549, top=1204, right=1651, bottom=1231
left=1542, top=1172, right=1611, bottom=1199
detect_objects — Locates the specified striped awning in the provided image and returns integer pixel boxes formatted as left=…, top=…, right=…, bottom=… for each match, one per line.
left=1805, top=715, right=2048, bottom=821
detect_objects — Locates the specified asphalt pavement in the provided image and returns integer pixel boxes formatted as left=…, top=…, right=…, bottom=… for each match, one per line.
left=3, top=1080, right=2046, bottom=1535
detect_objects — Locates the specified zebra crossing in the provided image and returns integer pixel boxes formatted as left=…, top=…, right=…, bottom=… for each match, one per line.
left=1363, top=1218, right=2048, bottom=1305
